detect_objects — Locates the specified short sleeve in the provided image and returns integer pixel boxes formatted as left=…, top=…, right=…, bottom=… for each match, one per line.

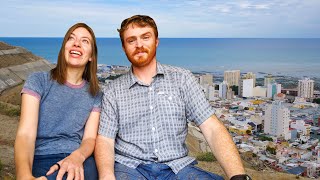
left=92, top=91, right=103, bottom=112
left=21, top=72, right=47, bottom=100
left=182, top=70, right=215, bottom=126
left=98, top=84, right=119, bottom=139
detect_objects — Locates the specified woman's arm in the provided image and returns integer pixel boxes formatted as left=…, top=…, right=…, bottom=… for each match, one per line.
left=46, top=111, right=100, bottom=180
left=14, top=94, right=41, bottom=179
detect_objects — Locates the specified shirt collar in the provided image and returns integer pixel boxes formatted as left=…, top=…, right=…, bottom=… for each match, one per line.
left=127, top=61, right=165, bottom=89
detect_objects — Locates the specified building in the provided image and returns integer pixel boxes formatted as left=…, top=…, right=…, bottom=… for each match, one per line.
left=219, top=81, right=228, bottom=99
left=313, top=90, right=320, bottom=98
left=264, top=74, right=274, bottom=87
left=264, top=101, right=291, bottom=140
left=201, top=83, right=217, bottom=101
left=199, top=74, right=213, bottom=86
left=298, top=78, right=314, bottom=99
left=239, top=78, right=254, bottom=98
left=282, top=88, right=298, bottom=96
left=267, top=83, right=281, bottom=99
left=290, top=120, right=311, bottom=136
left=224, top=70, right=240, bottom=86
left=253, top=86, right=267, bottom=97
left=243, top=72, right=256, bottom=86
left=238, top=72, right=256, bottom=97
left=226, top=88, right=235, bottom=100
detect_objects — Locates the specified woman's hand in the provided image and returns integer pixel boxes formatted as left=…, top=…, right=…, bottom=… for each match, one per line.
left=46, top=151, right=85, bottom=180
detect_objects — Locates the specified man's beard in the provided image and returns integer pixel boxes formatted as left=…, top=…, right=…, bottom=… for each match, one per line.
left=127, top=46, right=156, bottom=67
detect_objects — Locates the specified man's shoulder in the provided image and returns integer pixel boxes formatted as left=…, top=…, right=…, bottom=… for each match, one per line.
left=103, top=72, right=130, bottom=91
left=161, top=63, right=192, bottom=76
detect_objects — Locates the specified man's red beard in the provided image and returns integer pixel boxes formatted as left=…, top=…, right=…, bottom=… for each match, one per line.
left=126, top=47, right=155, bottom=67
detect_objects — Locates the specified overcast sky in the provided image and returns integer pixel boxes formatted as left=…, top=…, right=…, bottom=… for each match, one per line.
left=1, top=0, right=320, bottom=38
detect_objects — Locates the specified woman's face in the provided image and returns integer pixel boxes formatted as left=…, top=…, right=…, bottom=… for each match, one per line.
left=64, top=27, right=93, bottom=68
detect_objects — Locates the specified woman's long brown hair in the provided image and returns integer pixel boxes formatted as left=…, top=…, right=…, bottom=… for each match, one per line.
left=51, top=23, right=99, bottom=96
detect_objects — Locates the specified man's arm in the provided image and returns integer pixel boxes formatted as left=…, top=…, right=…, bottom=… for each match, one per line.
left=199, top=114, right=245, bottom=179
left=94, top=134, right=116, bottom=180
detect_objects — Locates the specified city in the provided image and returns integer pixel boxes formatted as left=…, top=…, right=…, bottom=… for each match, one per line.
left=97, top=64, right=320, bottom=178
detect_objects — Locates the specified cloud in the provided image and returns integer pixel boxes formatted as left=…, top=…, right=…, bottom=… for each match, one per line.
left=0, top=0, right=319, bottom=37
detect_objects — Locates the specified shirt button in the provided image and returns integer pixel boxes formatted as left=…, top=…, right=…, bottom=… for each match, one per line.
left=149, top=87, right=153, bottom=91
left=168, top=96, right=172, bottom=100
left=150, top=106, right=153, bottom=110
left=152, top=127, right=155, bottom=131
left=154, top=149, right=158, bottom=153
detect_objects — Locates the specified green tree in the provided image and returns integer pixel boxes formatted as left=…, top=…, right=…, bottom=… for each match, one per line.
left=313, top=98, right=320, bottom=104
left=230, top=85, right=238, bottom=95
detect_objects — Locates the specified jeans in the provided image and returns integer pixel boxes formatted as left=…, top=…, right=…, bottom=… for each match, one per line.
left=115, top=161, right=224, bottom=180
left=32, top=153, right=98, bottom=180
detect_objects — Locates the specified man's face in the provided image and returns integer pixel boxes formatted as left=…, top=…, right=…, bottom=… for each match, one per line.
left=122, top=24, right=159, bottom=67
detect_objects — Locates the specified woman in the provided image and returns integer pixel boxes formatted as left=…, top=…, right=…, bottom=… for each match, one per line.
left=14, top=23, right=101, bottom=180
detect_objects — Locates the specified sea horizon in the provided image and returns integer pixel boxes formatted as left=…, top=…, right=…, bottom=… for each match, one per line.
left=1, top=37, right=320, bottom=79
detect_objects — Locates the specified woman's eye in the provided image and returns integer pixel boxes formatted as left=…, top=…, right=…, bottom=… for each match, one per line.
left=82, top=39, right=89, bottom=44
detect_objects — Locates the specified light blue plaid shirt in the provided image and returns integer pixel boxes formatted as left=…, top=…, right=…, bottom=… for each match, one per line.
left=99, top=62, right=215, bottom=173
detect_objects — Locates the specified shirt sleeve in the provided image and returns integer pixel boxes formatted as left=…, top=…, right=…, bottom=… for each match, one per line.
left=182, top=70, right=215, bottom=126
left=92, top=91, right=103, bottom=112
left=98, top=83, right=119, bottom=139
left=21, top=72, right=46, bottom=100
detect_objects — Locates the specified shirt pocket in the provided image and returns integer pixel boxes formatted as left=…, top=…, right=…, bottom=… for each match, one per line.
left=156, top=91, right=185, bottom=116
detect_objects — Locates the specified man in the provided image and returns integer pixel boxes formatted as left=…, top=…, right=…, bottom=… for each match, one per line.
left=95, top=15, right=251, bottom=180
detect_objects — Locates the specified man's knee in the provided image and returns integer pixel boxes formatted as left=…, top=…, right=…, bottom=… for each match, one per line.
left=177, top=162, right=224, bottom=180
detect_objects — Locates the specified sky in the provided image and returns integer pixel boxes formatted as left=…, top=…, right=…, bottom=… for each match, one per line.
left=0, top=0, right=320, bottom=38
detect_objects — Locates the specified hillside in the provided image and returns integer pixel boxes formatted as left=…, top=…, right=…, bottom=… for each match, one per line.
left=0, top=41, right=313, bottom=179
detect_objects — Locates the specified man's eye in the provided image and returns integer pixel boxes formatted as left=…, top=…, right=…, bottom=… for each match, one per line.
left=143, top=36, right=150, bottom=40
left=128, top=39, right=135, bottom=44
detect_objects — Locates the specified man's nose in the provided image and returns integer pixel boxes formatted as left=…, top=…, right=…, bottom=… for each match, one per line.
left=136, top=39, right=143, bottom=47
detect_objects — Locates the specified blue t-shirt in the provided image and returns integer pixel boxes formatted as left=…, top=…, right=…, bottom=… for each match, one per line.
left=22, top=71, right=102, bottom=155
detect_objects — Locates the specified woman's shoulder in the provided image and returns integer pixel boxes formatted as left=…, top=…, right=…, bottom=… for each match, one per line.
left=27, top=71, right=51, bottom=81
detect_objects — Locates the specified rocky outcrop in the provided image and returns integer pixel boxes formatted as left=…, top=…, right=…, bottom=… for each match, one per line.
left=0, top=42, right=54, bottom=94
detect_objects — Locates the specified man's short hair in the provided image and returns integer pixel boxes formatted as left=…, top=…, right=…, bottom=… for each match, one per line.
left=118, top=15, right=158, bottom=46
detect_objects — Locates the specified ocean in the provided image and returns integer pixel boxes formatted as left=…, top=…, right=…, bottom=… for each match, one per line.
left=1, top=38, right=320, bottom=78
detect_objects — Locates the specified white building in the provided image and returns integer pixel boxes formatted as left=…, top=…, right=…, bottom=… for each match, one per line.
left=267, top=83, right=281, bottom=99
left=219, top=81, right=228, bottom=99
left=224, top=70, right=240, bottom=86
left=290, top=120, right=311, bottom=136
left=201, top=84, right=217, bottom=101
left=243, top=72, right=256, bottom=86
left=298, top=78, right=314, bottom=99
left=264, top=101, right=291, bottom=140
left=239, top=79, right=254, bottom=98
